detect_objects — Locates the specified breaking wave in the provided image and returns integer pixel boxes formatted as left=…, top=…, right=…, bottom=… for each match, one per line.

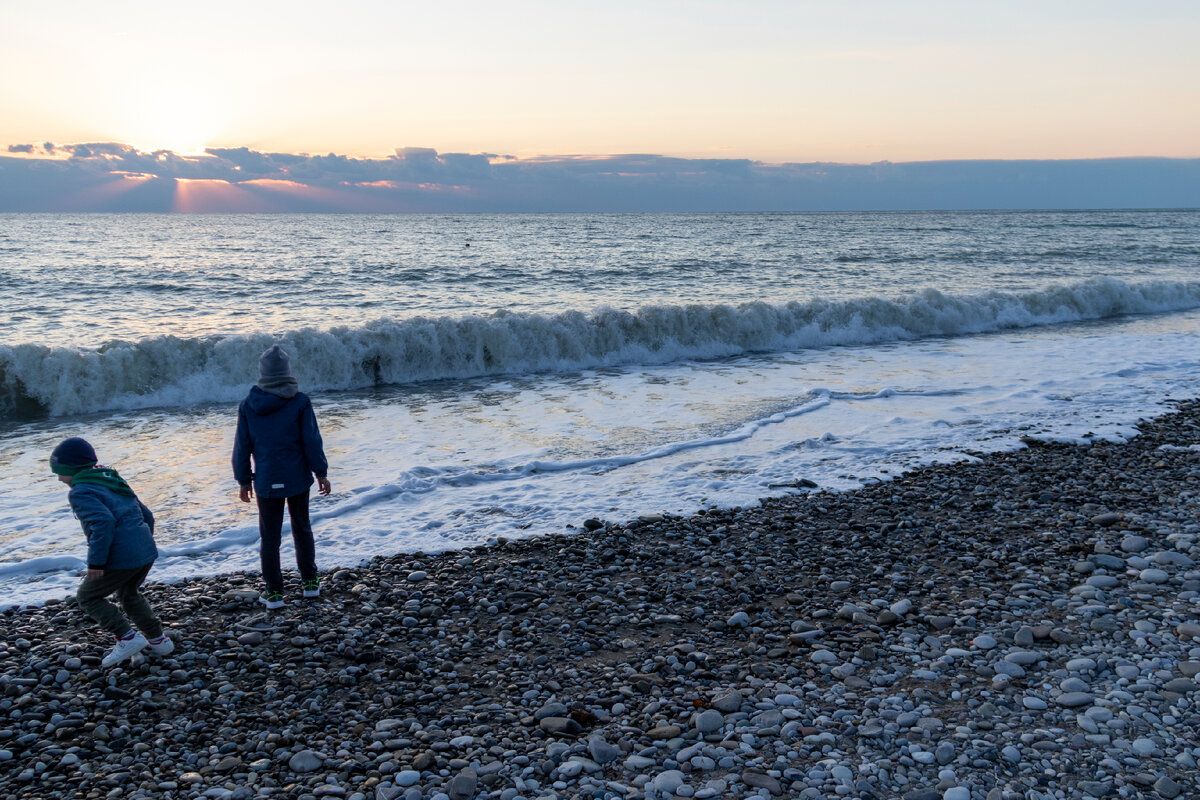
left=4, top=277, right=1199, bottom=418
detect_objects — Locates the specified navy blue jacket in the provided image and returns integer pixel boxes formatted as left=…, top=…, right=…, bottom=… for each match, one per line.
left=69, top=484, right=157, bottom=570
left=233, top=387, right=329, bottom=498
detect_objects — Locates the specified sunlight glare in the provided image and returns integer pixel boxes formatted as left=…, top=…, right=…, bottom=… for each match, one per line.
left=117, top=90, right=226, bottom=156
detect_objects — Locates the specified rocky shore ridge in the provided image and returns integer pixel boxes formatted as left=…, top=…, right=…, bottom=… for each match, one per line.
left=2, top=400, right=1200, bottom=800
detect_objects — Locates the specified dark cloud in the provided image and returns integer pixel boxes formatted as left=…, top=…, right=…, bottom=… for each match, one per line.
left=0, top=143, right=1197, bottom=212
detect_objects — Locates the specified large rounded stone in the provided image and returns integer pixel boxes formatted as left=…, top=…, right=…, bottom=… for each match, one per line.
left=653, top=770, right=687, bottom=794
left=1056, top=692, right=1094, bottom=708
left=288, top=750, right=323, bottom=773
left=693, top=709, right=724, bottom=733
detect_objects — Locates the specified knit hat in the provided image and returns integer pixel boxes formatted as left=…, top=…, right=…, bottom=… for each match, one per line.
left=259, top=345, right=292, bottom=380
left=257, top=344, right=299, bottom=399
left=50, top=437, right=98, bottom=477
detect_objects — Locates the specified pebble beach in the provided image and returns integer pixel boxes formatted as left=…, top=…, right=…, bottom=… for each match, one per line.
left=2, top=400, right=1199, bottom=800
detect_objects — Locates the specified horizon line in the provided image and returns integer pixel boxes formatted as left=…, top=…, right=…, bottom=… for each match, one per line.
left=4, top=145, right=1198, bottom=213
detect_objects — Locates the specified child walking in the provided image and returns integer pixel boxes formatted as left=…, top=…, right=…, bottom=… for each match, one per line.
left=50, top=437, right=174, bottom=667
left=233, top=344, right=331, bottom=609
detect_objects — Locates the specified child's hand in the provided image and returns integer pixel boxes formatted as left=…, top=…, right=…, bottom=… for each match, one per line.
left=317, top=477, right=332, bottom=496
left=239, top=485, right=254, bottom=503
left=86, top=568, right=104, bottom=580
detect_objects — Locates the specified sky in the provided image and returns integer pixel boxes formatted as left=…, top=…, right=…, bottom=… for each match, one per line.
left=2, top=1, right=1199, bottom=211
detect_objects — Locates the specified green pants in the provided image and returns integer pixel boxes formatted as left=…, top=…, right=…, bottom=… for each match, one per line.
left=76, top=563, right=164, bottom=640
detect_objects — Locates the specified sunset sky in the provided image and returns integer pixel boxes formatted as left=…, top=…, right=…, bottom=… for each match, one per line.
left=3, top=1, right=1199, bottom=211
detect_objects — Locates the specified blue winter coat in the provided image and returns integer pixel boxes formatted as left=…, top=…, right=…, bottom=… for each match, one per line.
left=232, top=387, right=329, bottom=499
left=68, top=485, right=158, bottom=571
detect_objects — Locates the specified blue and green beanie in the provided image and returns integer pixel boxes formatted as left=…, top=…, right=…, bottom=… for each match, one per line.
left=49, top=437, right=98, bottom=477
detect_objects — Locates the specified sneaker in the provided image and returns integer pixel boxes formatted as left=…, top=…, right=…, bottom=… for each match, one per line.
left=147, top=634, right=174, bottom=656
left=101, top=631, right=148, bottom=668
left=301, top=578, right=321, bottom=598
left=259, top=591, right=284, bottom=610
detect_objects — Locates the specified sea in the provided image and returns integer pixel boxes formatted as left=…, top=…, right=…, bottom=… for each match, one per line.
left=2, top=210, right=1199, bottom=608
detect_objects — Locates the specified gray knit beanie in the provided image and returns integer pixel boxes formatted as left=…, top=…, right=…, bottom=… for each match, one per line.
left=258, top=345, right=298, bottom=398
left=259, top=345, right=292, bottom=380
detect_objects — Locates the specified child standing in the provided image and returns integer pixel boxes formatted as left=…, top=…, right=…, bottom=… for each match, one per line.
left=232, top=344, right=331, bottom=609
left=50, top=437, right=174, bottom=667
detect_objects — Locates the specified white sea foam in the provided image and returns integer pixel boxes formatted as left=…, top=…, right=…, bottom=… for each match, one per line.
left=3, top=277, right=1198, bottom=417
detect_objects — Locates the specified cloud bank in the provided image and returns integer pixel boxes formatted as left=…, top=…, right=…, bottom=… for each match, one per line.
left=2, top=143, right=1199, bottom=212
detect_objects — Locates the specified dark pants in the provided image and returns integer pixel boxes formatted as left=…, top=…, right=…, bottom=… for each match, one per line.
left=258, top=490, right=318, bottom=592
left=77, top=563, right=163, bottom=639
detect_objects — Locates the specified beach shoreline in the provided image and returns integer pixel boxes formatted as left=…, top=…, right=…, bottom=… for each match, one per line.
left=1, top=400, right=1198, bottom=800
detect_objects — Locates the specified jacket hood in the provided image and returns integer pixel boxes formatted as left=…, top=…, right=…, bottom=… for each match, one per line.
left=245, top=385, right=296, bottom=416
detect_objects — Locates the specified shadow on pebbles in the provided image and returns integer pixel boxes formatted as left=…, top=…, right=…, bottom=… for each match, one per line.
left=3, top=402, right=1200, bottom=800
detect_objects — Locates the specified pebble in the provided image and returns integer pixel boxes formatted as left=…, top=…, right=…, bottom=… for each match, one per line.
left=742, top=771, right=782, bottom=795
left=539, top=717, right=581, bottom=736
left=711, top=690, right=742, bottom=712
left=1120, top=534, right=1148, bottom=551
left=446, top=768, right=477, bottom=800
left=1154, top=776, right=1183, bottom=799
left=1005, top=650, right=1042, bottom=665
left=693, top=709, right=724, bottom=733
left=648, top=724, right=682, bottom=740
left=653, top=770, right=687, bottom=794
left=587, top=737, right=620, bottom=765
left=1139, top=568, right=1169, bottom=583
left=1132, top=738, right=1157, bottom=755
left=288, top=750, right=323, bottom=773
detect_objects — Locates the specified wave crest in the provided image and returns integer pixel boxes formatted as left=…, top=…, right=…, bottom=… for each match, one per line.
left=3, top=277, right=1198, bottom=418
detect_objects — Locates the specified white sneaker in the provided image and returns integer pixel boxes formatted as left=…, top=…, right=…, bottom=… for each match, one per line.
left=147, top=634, right=174, bottom=656
left=101, top=632, right=148, bottom=668
left=259, top=591, right=284, bottom=610
left=302, top=578, right=320, bottom=598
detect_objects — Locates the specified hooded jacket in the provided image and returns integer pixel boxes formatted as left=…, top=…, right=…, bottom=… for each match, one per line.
left=68, top=483, right=157, bottom=571
left=232, top=386, right=328, bottom=498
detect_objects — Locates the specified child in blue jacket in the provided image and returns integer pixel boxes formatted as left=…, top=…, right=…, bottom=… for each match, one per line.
left=51, top=437, right=174, bottom=667
left=232, top=345, right=331, bottom=609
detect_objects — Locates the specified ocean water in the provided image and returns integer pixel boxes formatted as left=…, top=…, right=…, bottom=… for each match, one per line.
left=2, top=210, right=1199, bottom=607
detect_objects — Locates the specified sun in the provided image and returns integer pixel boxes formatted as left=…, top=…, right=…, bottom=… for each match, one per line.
left=116, top=92, right=226, bottom=156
